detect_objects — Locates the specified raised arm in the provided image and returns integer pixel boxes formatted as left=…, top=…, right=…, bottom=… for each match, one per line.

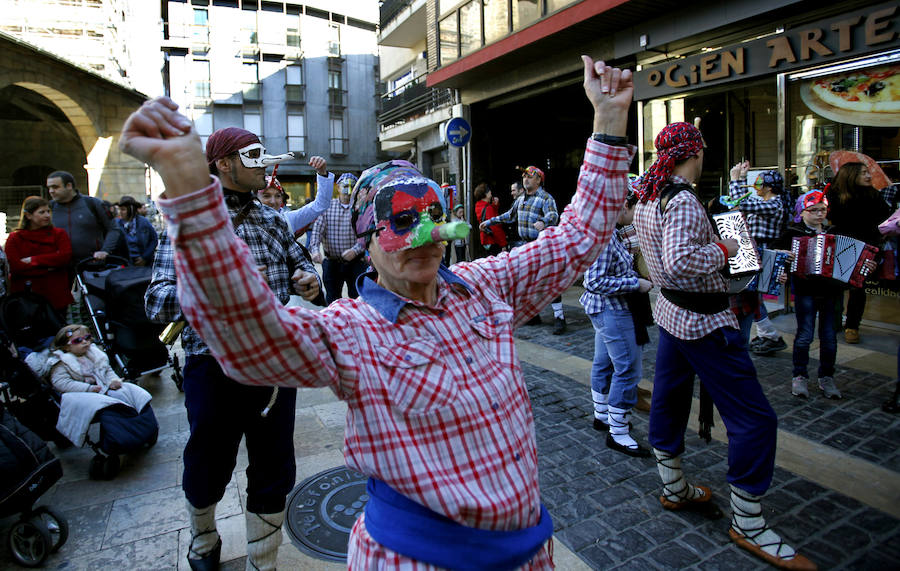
left=285, top=156, right=333, bottom=233
left=121, top=97, right=346, bottom=392
left=459, top=57, right=634, bottom=323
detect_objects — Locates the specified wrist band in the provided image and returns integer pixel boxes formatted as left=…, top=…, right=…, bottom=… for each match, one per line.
left=591, top=133, right=628, bottom=146
left=715, top=242, right=729, bottom=258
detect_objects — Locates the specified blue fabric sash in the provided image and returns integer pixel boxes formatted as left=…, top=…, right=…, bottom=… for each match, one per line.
left=363, top=478, right=553, bottom=571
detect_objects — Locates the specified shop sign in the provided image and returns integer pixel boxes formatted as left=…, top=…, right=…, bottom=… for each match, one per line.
left=634, top=2, right=900, bottom=100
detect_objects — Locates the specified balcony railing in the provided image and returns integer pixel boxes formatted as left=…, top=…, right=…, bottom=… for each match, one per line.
left=329, top=137, right=349, bottom=156
left=328, top=87, right=347, bottom=109
left=380, top=0, right=412, bottom=29
left=378, top=76, right=454, bottom=132
left=285, top=84, right=306, bottom=105
left=243, top=82, right=262, bottom=102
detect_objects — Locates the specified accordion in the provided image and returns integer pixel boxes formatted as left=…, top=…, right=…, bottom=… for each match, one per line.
left=712, top=210, right=761, bottom=292
left=746, top=249, right=789, bottom=296
left=790, top=234, right=878, bottom=288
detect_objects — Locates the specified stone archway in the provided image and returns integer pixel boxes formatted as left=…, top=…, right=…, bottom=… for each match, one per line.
left=0, top=36, right=147, bottom=204
left=14, top=81, right=100, bottom=157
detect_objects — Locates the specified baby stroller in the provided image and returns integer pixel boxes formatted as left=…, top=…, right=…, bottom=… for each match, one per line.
left=0, top=385, right=68, bottom=567
left=0, top=302, right=157, bottom=481
left=74, top=256, right=183, bottom=389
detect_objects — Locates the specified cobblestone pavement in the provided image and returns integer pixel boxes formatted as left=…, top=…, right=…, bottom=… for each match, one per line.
left=518, top=297, right=900, bottom=570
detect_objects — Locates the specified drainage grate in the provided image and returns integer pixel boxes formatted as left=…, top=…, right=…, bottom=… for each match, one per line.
left=285, top=466, right=369, bottom=562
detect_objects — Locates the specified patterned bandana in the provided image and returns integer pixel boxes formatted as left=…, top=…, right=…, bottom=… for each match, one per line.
left=793, top=190, right=829, bottom=223
left=637, top=122, right=704, bottom=202
left=753, top=170, right=784, bottom=194
left=206, top=127, right=260, bottom=167
left=522, top=166, right=544, bottom=182
left=351, top=160, right=469, bottom=252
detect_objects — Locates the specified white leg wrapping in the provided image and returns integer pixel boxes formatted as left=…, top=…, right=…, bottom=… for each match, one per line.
left=653, top=449, right=705, bottom=503
left=608, top=406, right=639, bottom=449
left=551, top=302, right=564, bottom=319
left=591, top=389, right=609, bottom=421
left=245, top=510, right=284, bottom=571
left=755, top=317, right=778, bottom=340
left=187, top=501, right=219, bottom=560
left=729, top=485, right=797, bottom=560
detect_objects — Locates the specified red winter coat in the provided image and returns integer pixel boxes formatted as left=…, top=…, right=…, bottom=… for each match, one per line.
left=475, top=199, right=507, bottom=247
left=6, top=227, right=74, bottom=310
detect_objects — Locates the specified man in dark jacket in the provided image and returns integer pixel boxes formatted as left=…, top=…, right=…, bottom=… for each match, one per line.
left=47, top=171, right=123, bottom=264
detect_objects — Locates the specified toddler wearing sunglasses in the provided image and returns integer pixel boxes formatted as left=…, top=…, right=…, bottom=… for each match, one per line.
left=48, top=324, right=125, bottom=394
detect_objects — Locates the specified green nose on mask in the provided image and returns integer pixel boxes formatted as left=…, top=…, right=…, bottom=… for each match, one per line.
left=408, top=211, right=471, bottom=249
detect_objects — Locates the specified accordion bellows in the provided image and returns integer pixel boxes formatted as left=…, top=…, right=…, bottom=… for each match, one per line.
left=790, top=234, right=878, bottom=288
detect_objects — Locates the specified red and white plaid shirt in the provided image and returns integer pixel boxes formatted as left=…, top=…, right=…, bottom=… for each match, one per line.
left=633, top=177, right=738, bottom=340
left=158, top=139, right=632, bottom=569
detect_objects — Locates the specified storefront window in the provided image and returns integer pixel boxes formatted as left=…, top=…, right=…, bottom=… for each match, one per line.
left=439, top=13, right=458, bottom=67
left=546, top=0, right=578, bottom=13
left=640, top=79, right=778, bottom=199
left=787, top=63, right=900, bottom=192
left=512, top=0, right=540, bottom=31
left=460, top=0, right=482, bottom=57
left=483, top=0, right=509, bottom=45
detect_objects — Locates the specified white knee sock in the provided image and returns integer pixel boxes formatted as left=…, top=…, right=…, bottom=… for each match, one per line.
left=551, top=302, right=564, bottom=319
left=608, top=406, right=639, bottom=449
left=755, top=317, right=779, bottom=340
left=729, top=485, right=797, bottom=560
left=653, top=449, right=705, bottom=502
left=187, top=501, right=219, bottom=560
left=591, top=389, right=609, bottom=421
left=246, top=510, right=284, bottom=571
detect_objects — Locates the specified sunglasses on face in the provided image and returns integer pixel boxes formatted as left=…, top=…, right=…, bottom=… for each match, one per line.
left=388, top=202, right=444, bottom=233
left=68, top=334, right=92, bottom=345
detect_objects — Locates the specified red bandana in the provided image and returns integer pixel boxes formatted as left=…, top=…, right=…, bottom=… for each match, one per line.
left=637, top=122, right=704, bottom=202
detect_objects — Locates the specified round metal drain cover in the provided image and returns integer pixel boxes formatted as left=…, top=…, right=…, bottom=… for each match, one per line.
left=285, top=466, right=368, bottom=562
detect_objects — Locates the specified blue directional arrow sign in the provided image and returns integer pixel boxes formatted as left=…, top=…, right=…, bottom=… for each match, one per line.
left=445, top=117, right=471, bottom=147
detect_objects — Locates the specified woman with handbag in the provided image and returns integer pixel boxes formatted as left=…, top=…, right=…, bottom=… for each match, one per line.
left=474, top=183, right=507, bottom=257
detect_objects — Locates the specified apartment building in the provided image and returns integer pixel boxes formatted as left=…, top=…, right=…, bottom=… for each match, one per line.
left=0, top=0, right=161, bottom=95
left=379, top=0, right=458, bottom=186
left=162, top=0, right=382, bottom=201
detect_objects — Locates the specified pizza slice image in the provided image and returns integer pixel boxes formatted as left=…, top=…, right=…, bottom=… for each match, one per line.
left=801, top=63, right=900, bottom=128
left=811, top=64, right=900, bottom=113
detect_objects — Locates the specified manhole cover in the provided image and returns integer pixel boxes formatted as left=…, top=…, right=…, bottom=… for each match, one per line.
left=285, top=466, right=369, bottom=562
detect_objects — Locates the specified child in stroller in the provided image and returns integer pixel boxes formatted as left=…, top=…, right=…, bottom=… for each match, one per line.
left=47, top=324, right=156, bottom=463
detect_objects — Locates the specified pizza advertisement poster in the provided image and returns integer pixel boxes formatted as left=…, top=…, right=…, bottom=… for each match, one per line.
left=801, top=63, right=900, bottom=127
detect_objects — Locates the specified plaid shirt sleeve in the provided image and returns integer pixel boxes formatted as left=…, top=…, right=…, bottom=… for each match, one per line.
left=307, top=204, right=327, bottom=255
left=454, top=140, right=634, bottom=325
left=157, top=180, right=344, bottom=390
left=882, top=184, right=899, bottom=209
left=145, top=230, right=181, bottom=324
left=728, top=179, right=747, bottom=200
left=489, top=199, right=519, bottom=226
left=538, top=191, right=559, bottom=227
left=580, top=234, right=639, bottom=314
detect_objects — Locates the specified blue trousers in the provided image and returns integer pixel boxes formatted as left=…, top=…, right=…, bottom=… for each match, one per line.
left=588, top=307, right=641, bottom=410
left=792, top=293, right=837, bottom=378
left=182, top=355, right=296, bottom=514
left=322, top=257, right=367, bottom=305
left=649, top=327, right=777, bottom=495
